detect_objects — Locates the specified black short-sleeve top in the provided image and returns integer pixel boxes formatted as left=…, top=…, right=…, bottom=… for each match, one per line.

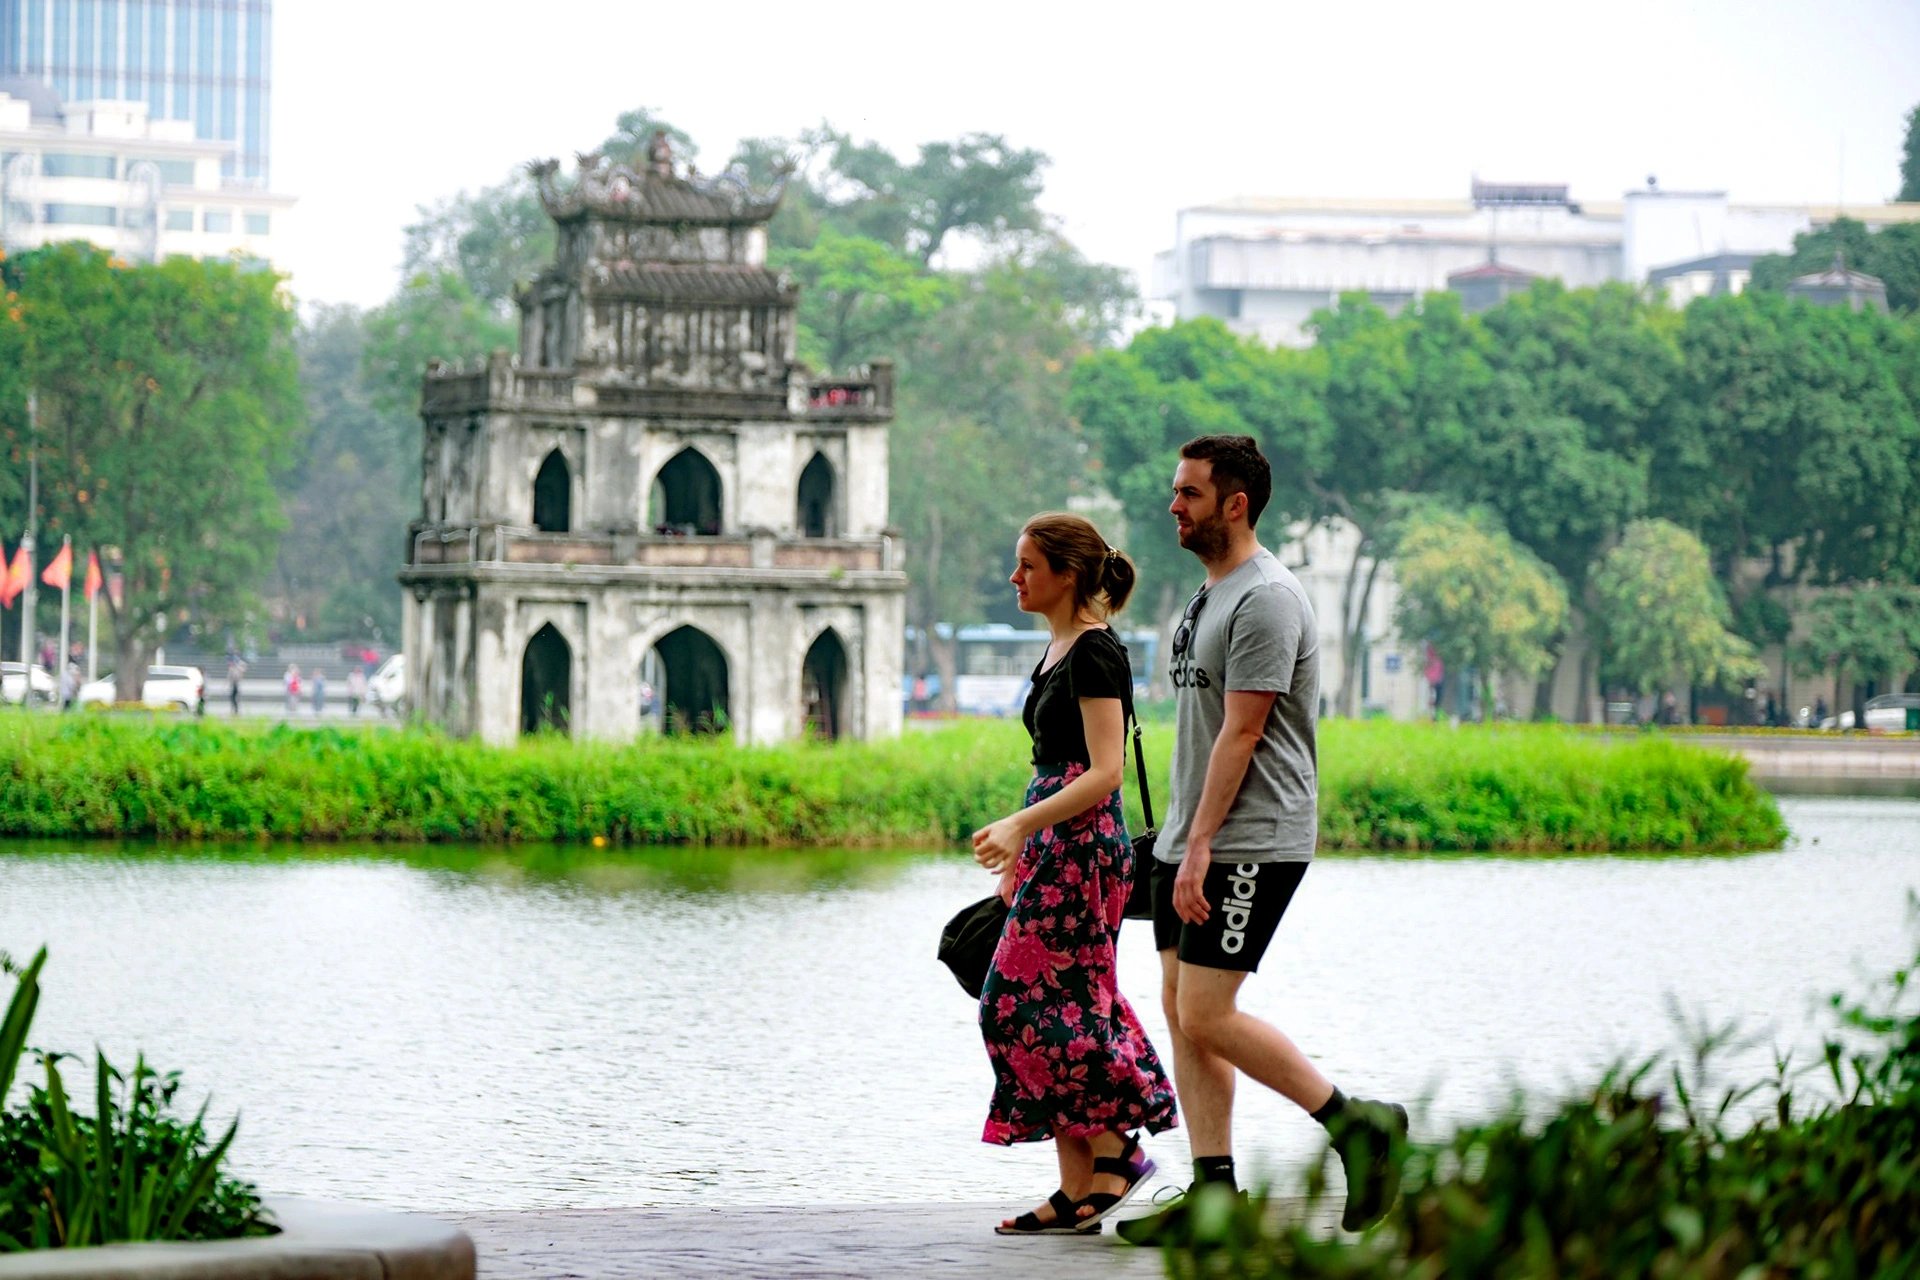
left=1022, top=627, right=1133, bottom=767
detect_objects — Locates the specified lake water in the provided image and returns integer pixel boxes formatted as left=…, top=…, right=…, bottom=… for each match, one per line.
left=2, top=795, right=1916, bottom=1212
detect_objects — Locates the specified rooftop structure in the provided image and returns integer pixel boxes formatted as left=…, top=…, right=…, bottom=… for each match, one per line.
left=1785, top=253, right=1890, bottom=313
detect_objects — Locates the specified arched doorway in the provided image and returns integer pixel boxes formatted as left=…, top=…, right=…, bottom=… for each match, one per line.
left=797, top=452, right=836, bottom=538
left=652, top=625, right=729, bottom=735
left=532, top=449, right=571, bottom=532
left=649, top=448, right=722, bottom=536
left=801, top=629, right=848, bottom=741
left=521, top=623, right=572, bottom=736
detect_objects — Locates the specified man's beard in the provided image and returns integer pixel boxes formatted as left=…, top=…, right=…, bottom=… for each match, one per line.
left=1180, top=510, right=1231, bottom=560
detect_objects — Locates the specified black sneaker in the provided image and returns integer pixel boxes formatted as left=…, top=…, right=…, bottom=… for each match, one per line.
left=1331, top=1099, right=1408, bottom=1231
left=1113, top=1181, right=1243, bottom=1247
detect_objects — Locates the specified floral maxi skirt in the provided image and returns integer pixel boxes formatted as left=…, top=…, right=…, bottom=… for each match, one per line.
left=979, top=764, right=1179, bottom=1144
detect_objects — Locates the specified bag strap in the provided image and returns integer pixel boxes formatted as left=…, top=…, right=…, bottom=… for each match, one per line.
left=1118, top=664, right=1156, bottom=831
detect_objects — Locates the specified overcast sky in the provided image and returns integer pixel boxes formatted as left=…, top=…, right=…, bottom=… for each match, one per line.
left=273, top=0, right=1920, bottom=310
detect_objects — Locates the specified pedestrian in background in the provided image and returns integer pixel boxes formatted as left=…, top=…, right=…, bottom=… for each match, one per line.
left=347, top=666, right=367, bottom=717
left=283, top=664, right=301, bottom=717
left=311, top=669, right=327, bottom=717
left=227, top=654, right=247, bottom=716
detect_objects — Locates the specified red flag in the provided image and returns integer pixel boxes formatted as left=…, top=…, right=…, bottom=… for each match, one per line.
left=0, top=543, right=29, bottom=608
left=84, top=550, right=103, bottom=601
left=41, top=539, right=72, bottom=592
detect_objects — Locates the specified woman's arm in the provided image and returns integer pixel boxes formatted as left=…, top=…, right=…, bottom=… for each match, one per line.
left=972, top=695, right=1127, bottom=872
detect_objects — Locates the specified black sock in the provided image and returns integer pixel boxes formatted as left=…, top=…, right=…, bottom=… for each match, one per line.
left=1310, top=1086, right=1348, bottom=1128
left=1193, top=1155, right=1237, bottom=1188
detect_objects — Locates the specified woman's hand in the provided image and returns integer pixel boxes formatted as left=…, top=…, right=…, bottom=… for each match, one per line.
left=972, top=815, right=1027, bottom=874
left=997, top=866, right=1017, bottom=907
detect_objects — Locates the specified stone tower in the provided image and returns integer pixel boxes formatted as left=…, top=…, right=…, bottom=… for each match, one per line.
left=398, top=139, right=906, bottom=745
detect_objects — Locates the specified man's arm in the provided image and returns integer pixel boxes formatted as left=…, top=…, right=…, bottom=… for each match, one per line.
left=1171, top=688, right=1277, bottom=925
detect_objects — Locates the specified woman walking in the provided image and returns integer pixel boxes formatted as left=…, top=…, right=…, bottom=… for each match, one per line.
left=972, top=513, right=1177, bottom=1235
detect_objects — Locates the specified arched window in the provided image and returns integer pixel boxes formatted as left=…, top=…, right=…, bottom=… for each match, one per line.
left=520, top=623, right=571, bottom=737
left=801, top=629, right=848, bottom=740
left=797, top=452, right=836, bottom=538
left=650, top=625, right=730, bottom=735
left=532, top=449, right=570, bottom=533
left=649, top=448, right=722, bottom=536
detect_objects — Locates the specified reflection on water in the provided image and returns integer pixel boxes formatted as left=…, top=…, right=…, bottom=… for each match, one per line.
left=2, top=797, right=1917, bottom=1213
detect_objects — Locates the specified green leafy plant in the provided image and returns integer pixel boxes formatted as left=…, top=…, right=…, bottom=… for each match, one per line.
left=1164, top=928, right=1920, bottom=1277
left=0, top=951, right=271, bottom=1251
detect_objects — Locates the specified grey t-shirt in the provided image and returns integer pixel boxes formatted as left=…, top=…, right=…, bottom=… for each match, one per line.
left=1158, top=548, right=1319, bottom=864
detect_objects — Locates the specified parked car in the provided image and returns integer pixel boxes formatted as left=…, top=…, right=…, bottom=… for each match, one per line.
left=1819, top=692, right=1920, bottom=731
left=368, top=653, right=407, bottom=716
left=1, top=661, right=56, bottom=706
left=77, top=664, right=206, bottom=714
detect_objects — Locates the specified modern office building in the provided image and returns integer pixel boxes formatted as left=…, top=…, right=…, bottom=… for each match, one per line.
left=1, top=81, right=288, bottom=261
left=0, top=0, right=269, bottom=184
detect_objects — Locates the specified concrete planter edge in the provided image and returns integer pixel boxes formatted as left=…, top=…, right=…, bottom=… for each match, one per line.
left=0, top=1197, right=475, bottom=1279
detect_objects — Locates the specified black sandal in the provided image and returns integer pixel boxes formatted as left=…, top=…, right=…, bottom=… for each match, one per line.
left=1074, top=1136, right=1156, bottom=1232
left=996, top=1189, right=1091, bottom=1235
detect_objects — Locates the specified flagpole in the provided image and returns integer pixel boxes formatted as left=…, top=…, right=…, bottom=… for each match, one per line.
left=18, top=391, right=36, bottom=711
left=87, top=559, right=98, bottom=683
left=56, top=536, right=71, bottom=708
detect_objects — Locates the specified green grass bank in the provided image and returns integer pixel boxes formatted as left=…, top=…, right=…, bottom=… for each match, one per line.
left=0, top=713, right=1786, bottom=852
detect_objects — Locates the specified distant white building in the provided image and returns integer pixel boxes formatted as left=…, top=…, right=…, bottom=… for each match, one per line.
left=0, top=79, right=291, bottom=264
left=1155, top=179, right=1920, bottom=349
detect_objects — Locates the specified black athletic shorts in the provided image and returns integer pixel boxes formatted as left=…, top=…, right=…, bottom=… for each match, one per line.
left=1150, top=856, right=1307, bottom=973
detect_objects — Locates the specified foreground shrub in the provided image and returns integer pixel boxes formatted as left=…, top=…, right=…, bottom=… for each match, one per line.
left=1166, top=937, right=1920, bottom=1277
left=0, top=714, right=1785, bottom=852
left=0, top=948, right=271, bottom=1250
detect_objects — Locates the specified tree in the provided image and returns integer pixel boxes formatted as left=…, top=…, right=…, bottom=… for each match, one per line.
left=401, top=175, right=553, bottom=319
left=1588, top=519, right=1763, bottom=702
left=1309, top=292, right=1492, bottom=714
left=1472, top=281, right=1678, bottom=715
left=1900, top=103, right=1920, bottom=203
left=775, top=229, right=949, bottom=372
left=360, top=270, right=516, bottom=418
left=1655, top=294, right=1920, bottom=590
left=821, top=131, right=1048, bottom=267
left=1794, top=585, right=1920, bottom=729
left=1070, top=319, right=1327, bottom=690
left=1, top=245, right=302, bottom=696
left=277, top=306, right=415, bottom=638
left=891, top=253, right=1124, bottom=706
left=1391, top=508, right=1567, bottom=720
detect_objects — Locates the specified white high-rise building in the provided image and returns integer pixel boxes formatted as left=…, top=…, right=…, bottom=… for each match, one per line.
left=0, top=80, right=290, bottom=263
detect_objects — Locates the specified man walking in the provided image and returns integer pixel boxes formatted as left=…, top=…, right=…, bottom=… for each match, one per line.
left=1120, top=435, right=1405, bottom=1244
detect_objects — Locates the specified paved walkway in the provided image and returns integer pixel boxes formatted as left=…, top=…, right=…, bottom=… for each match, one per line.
left=450, top=1200, right=1331, bottom=1279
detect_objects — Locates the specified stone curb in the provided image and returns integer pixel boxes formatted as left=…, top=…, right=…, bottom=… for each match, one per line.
left=0, top=1198, right=474, bottom=1280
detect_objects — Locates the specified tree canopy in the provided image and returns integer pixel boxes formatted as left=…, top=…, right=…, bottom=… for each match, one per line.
left=0, top=245, right=302, bottom=692
left=1588, top=519, right=1762, bottom=698
left=1390, top=507, right=1567, bottom=719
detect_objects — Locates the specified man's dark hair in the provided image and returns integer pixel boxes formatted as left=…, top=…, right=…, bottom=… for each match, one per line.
left=1179, top=435, right=1272, bottom=529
